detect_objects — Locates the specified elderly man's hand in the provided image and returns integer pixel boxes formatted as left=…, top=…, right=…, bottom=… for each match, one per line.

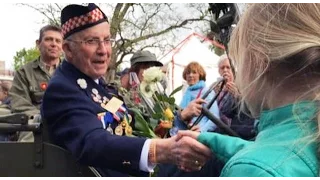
left=173, top=133, right=212, bottom=172
left=225, top=82, right=240, bottom=97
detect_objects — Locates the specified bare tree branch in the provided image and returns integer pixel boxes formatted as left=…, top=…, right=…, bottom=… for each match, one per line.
left=123, top=18, right=205, bottom=49
left=20, top=3, right=213, bottom=82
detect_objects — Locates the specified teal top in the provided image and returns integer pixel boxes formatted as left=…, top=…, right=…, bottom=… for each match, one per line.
left=198, top=101, right=319, bottom=177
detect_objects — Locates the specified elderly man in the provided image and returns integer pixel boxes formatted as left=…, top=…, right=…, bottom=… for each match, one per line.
left=41, top=3, right=211, bottom=177
left=215, top=54, right=256, bottom=140
left=9, top=25, right=63, bottom=142
left=117, top=50, right=164, bottom=117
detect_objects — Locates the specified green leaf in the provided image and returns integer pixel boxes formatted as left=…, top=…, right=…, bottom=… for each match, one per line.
left=152, top=113, right=162, bottom=120
left=168, top=97, right=175, bottom=104
left=169, top=85, right=183, bottom=97
left=132, top=131, right=154, bottom=138
left=14, top=47, right=40, bottom=70
left=149, top=118, right=159, bottom=130
left=129, top=108, right=157, bottom=138
left=153, top=103, right=163, bottom=114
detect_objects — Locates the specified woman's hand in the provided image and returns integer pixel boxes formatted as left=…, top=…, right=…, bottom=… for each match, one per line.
left=190, top=125, right=201, bottom=132
left=180, top=98, right=206, bottom=121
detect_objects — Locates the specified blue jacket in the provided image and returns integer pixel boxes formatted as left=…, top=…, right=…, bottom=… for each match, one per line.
left=41, top=60, right=147, bottom=176
left=174, top=81, right=220, bottom=132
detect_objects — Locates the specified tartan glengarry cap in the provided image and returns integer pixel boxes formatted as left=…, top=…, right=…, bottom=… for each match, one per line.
left=61, top=3, right=108, bottom=39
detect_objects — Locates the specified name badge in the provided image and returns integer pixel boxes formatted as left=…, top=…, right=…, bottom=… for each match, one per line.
left=103, top=97, right=124, bottom=114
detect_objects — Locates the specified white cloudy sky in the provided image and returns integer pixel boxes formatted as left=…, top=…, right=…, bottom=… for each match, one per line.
left=0, top=2, right=248, bottom=70
left=0, top=3, right=47, bottom=70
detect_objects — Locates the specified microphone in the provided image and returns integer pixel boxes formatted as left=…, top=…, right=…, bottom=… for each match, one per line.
left=189, top=77, right=226, bottom=129
left=200, top=77, right=225, bottom=100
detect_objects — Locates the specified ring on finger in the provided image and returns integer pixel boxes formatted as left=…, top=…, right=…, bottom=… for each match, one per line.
left=195, top=160, right=200, bottom=166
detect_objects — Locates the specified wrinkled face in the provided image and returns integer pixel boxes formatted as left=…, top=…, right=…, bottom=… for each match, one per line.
left=64, top=22, right=112, bottom=79
left=219, top=59, right=234, bottom=82
left=137, top=69, right=145, bottom=82
left=120, top=73, right=129, bottom=89
left=37, top=30, right=63, bottom=60
left=136, top=64, right=154, bottom=82
left=186, top=70, right=200, bottom=86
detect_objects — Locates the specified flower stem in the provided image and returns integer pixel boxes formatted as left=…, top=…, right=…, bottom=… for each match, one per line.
left=153, top=93, right=165, bottom=112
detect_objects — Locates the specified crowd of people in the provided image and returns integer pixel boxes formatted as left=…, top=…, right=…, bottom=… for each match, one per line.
left=0, top=3, right=319, bottom=177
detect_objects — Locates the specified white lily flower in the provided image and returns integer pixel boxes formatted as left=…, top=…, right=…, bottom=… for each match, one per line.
left=142, top=67, right=164, bottom=83
left=77, top=78, right=87, bottom=89
left=140, top=81, right=156, bottom=98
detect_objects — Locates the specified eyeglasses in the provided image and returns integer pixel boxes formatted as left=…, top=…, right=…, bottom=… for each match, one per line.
left=67, top=38, right=115, bottom=47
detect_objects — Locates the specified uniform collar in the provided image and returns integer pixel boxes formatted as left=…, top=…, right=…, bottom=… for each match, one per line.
left=32, top=57, right=61, bottom=69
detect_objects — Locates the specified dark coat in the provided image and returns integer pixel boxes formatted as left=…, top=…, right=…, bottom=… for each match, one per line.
left=216, top=91, right=256, bottom=140
left=41, top=60, right=147, bottom=176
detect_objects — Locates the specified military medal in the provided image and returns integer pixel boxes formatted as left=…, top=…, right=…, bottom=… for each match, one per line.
left=96, top=94, right=102, bottom=102
left=102, top=96, right=109, bottom=104
left=106, top=124, right=114, bottom=134
left=121, top=117, right=133, bottom=136
left=93, top=96, right=100, bottom=103
left=125, top=126, right=133, bottom=136
left=92, top=88, right=102, bottom=103
left=92, top=88, right=98, bottom=95
left=121, top=121, right=127, bottom=128
left=115, top=124, right=123, bottom=136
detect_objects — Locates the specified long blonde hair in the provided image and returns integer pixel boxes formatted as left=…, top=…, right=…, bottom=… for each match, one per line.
left=229, top=3, right=320, bottom=153
left=229, top=3, right=320, bottom=116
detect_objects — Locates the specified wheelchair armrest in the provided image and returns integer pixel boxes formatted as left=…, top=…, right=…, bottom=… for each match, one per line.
left=0, top=113, right=28, bottom=125
left=0, top=123, right=41, bottom=133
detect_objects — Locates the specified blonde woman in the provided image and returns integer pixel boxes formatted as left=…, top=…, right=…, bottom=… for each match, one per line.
left=179, top=4, right=320, bottom=176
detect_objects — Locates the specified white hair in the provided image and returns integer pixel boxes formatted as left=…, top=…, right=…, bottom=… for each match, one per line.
left=218, top=54, right=229, bottom=66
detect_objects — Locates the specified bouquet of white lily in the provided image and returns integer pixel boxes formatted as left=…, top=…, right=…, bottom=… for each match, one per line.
left=130, top=67, right=182, bottom=138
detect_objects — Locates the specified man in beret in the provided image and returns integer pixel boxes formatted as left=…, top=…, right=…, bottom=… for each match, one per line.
left=41, top=3, right=211, bottom=177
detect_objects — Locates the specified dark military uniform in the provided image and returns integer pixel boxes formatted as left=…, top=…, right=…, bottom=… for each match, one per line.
left=41, top=60, right=147, bottom=176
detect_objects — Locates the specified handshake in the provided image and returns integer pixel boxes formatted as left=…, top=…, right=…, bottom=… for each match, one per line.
left=149, top=130, right=211, bottom=172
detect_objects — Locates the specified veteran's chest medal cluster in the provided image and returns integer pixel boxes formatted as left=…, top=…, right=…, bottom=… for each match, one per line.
left=94, top=88, right=133, bottom=136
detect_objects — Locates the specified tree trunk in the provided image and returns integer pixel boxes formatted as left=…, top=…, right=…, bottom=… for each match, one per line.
left=105, top=53, right=117, bottom=83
